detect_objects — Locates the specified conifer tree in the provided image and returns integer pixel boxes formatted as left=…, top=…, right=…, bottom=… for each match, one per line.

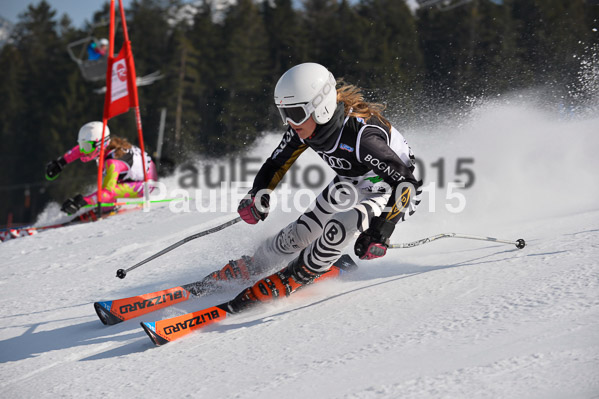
left=417, top=0, right=518, bottom=100
left=261, top=0, right=307, bottom=127
left=165, top=25, right=201, bottom=157
left=327, top=0, right=367, bottom=81
left=512, top=0, right=591, bottom=87
left=357, top=0, right=423, bottom=98
left=187, top=2, right=222, bottom=155
left=216, top=0, right=270, bottom=154
left=0, top=43, right=26, bottom=223
left=261, top=0, right=307, bottom=81
left=301, top=0, right=339, bottom=66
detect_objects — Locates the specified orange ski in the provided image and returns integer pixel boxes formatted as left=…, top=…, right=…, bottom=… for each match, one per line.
left=94, top=286, right=193, bottom=325
left=94, top=257, right=254, bottom=325
left=141, top=304, right=230, bottom=345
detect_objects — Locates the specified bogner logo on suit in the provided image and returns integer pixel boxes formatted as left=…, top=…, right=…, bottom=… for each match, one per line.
left=363, top=154, right=406, bottom=182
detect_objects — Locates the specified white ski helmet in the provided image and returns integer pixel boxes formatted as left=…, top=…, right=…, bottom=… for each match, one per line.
left=78, top=121, right=110, bottom=162
left=274, top=63, right=337, bottom=125
left=99, top=38, right=108, bottom=47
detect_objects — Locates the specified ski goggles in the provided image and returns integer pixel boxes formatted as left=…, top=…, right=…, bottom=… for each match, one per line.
left=277, top=102, right=316, bottom=126
left=79, top=140, right=98, bottom=154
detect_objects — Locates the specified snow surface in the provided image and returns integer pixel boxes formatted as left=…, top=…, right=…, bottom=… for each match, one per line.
left=1, top=100, right=598, bottom=398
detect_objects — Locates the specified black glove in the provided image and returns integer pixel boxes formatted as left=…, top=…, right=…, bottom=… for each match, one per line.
left=61, top=194, right=87, bottom=215
left=354, top=216, right=395, bottom=260
left=45, top=157, right=67, bottom=181
left=238, top=188, right=270, bottom=224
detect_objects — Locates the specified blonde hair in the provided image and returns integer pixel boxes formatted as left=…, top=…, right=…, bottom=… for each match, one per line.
left=105, top=136, right=132, bottom=158
left=336, top=81, right=391, bottom=130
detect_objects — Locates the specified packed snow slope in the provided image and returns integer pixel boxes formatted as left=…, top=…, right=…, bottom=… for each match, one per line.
left=1, top=101, right=598, bottom=398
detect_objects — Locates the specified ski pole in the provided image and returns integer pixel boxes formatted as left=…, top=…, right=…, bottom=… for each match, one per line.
left=82, top=197, right=187, bottom=209
left=389, top=233, right=526, bottom=250
left=116, top=216, right=242, bottom=279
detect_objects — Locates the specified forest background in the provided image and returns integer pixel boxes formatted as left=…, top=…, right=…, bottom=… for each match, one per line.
left=0, top=0, right=598, bottom=225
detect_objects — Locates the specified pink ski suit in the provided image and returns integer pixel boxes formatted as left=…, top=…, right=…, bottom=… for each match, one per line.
left=63, top=144, right=158, bottom=206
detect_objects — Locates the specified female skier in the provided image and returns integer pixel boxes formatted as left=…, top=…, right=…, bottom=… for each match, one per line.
left=204, top=62, right=422, bottom=313
left=45, top=121, right=158, bottom=214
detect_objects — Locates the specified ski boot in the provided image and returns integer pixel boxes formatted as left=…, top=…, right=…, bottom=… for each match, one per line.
left=227, top=252, right=323, bottom=313
left=186, top=255, right=254, bottom=296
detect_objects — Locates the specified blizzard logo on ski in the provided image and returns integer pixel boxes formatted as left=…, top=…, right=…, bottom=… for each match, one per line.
left=363, top=154, right=405, bottom=182
left=163, top=310, right=222, bottom=335
left=119, top=290, right=187, bottom=314
left=339, top=143, right=354, bottom=152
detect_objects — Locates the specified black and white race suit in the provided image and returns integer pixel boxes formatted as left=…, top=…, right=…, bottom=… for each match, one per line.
left=252, top=105, right=422, bottom=273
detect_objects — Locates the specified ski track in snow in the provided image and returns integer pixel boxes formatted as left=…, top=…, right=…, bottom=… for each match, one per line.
left=1, top=103, right=598, bottom=398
